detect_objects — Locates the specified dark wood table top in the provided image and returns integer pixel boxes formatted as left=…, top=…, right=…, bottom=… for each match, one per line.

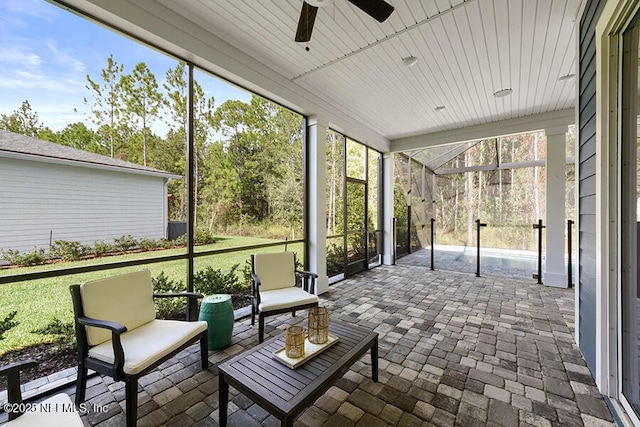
left=218, top=320, right=378, bottom=418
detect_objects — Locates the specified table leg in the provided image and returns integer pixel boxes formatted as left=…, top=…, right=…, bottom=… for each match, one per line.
left=219, top=373, right=229, bottom=427
left=282, top=416, right=293, bottom=427
left=371, top=336, right=379, bottom=382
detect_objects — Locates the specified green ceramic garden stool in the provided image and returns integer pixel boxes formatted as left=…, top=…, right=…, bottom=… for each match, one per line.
left=198, top=294, right=234, bottom=350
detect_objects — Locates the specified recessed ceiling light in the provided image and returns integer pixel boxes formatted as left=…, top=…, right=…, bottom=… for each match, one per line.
left=306, top=0, right=333, bottom=7
left=559, top=73, right=575, bottom=81
left=493, top=88, right=513, bottom=97
left=402, top=56, right=418, bottom=67
left=435, top=106, right=445, bottom=111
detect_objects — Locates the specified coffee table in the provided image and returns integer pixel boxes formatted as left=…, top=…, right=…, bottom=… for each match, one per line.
left=218, top=320, right=378, bottom=427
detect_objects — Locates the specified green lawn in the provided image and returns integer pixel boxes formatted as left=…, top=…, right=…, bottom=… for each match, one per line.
left=0, top=236, right=303, bottom=354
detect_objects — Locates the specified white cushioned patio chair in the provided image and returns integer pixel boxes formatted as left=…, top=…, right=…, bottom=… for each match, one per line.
left=251, top=252, right=318, bottom=343
left=70, top=269, right=209, bottom=427
left=0, top=359, right=83, bottom=427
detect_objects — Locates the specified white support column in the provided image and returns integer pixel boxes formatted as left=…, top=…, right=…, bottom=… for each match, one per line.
left=308, top=116, right=329, bottom=294
left=383, top=152, right=395, bottom=265
left=544, top=126, right=568, bottom=287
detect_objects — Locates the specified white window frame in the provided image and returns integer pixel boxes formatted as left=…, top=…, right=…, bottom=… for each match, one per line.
left=595, top=0, right=640, bottom=423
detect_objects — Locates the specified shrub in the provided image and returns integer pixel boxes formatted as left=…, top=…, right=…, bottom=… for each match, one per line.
left=152, top=272, right=187, bottom=319
left=194, top=264, right=245, bottom=296
left=1, top=247, right=47, bottom=267
left=113, top=234, right=138, bottom=252
left=157, top=238, right=177, bottom=249
left=0, top=248, right=20, bottom=264
left=138, top=238, right=161, bottom=251
left=152, top=271, right=186, bottom=293
left=172, top=234, right=187, bottom=246
left=326, top=243, right=345, bottom=278
left=32, top=316, right=75, bottom=346
left=194, top=229, right=216, bottom=245
left=241, top=259, right=253, bottom=287
left=0, top=311, right=19, bottom=340
left=50, top=240, right=90, bottom=261
left=92, top=240, right=113, bottom=257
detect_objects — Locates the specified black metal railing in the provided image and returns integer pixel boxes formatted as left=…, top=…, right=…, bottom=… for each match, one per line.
left=475, top=219, right=487, bottom=277
left=568, top=219, right=574, bottom=288
left=430, top=218, right=435, bottom=271
left=532, top=219, right=545, bottom=284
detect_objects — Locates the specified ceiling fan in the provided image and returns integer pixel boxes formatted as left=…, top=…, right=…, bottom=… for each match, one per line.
left=295, top=0, right=395, bottom=43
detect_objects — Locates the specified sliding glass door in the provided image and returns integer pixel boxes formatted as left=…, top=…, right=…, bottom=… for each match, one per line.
left=620, top=8, right=640, bottom=417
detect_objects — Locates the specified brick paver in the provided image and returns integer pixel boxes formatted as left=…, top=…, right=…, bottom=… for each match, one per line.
left=0, top=251, right=616, bottom=426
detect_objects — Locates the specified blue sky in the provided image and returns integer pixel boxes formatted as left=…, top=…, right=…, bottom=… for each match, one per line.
left=0, top=0, right=251, bottom=135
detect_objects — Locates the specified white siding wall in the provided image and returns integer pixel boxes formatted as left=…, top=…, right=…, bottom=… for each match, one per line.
left=0, top=157, right=168, bottom=253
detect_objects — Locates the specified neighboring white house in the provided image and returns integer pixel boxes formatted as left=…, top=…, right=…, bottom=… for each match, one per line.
left=0, top=130, right=181, bottom=254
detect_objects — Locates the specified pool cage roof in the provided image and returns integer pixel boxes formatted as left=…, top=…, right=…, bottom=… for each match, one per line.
left=400, top=133, right=550, bottom=176
left=404, top=141, right=481, bottom=174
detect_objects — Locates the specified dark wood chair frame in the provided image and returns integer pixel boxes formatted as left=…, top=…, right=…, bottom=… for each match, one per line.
left=250, top=254, right=319, bottom=343
left=70, top=286, right=209, bottom=427
left=0, top=359, right=38, bottom=422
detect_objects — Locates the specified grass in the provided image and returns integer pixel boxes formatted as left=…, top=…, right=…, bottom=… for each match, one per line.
left=0, top=235, right=303, bottom=354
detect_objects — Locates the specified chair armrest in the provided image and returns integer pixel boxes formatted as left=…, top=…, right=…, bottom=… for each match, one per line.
left=153, top=292, right=203, bottom=300
left=77, top=316, right=127, bottom=377
left=251, top=273, right=261, bottom=286
left=251, top=273, right=262, bottom=306
left=0, top=359, right=37, bottom=378
left=296, top=270, right=318, bottom=279
left=77, top=316, right=127, bottom=334
left=251, top=273, right=262, bottom=292
left=0, top=360, right=38, bottom=420
left=296, top=270, right=317, bottom=294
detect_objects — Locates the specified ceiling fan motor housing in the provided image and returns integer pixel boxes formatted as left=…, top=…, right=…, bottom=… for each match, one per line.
left=306, top=0, right=333, bottom=7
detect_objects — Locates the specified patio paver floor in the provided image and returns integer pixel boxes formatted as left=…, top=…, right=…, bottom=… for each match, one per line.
left=0, top=252, right=616, bottom=426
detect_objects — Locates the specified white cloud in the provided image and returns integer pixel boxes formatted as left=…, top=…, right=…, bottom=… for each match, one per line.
left=0, top=0, right=56, bottom=34
left=1, top=0, right=56, bottom=22
left=0, top=39, right=86, bottom=96
left=46, top=39, right=86, bottom=73
left=0, top=46, right=41, bottom=66
left=0, top=96, right=88, bottom=132
left=36, top=102, right=87, bottom=130
left=0, top=69, right=84, bottom=93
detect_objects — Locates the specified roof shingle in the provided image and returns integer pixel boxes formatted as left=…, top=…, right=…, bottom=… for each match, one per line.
left=0, top=130, right=178, bottom=178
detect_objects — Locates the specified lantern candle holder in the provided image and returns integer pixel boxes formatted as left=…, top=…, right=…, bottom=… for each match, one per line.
left=308, top=306, right=329, bottom=344
left=284, top=325, right=305, bottom=358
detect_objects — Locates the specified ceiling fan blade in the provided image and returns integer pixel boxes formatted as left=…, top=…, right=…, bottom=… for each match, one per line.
left=295, top=1, right=318, bottom=42
left=347, top=0, right=394, bottom=22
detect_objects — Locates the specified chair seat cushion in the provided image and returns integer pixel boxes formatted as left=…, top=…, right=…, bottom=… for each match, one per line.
left=88, top=319, right=208, bottom=375
left=6, top=393, right=83, bottom=427
left=259, top=287, right=318, bottom=312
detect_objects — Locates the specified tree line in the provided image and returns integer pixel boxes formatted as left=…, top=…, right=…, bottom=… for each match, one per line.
left=0, top=56, right=305, bottom=239
left=395, top=132, right=575, bottom=251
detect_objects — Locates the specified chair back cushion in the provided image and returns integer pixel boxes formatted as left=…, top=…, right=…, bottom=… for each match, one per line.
left=253, top=252, right=296, bottom=291
left=80, top=270, right=156, bottom=346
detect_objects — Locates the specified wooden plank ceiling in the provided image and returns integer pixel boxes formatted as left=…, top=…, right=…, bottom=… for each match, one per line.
left=155, top=0, right=581, bottom=141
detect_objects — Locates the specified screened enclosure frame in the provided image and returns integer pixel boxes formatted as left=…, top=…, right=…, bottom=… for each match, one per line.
left=395, top=132, right=575, bottom=260
left=0, top=3, right=310, bottom=299
left=326, top=130, right=384, bottom=282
